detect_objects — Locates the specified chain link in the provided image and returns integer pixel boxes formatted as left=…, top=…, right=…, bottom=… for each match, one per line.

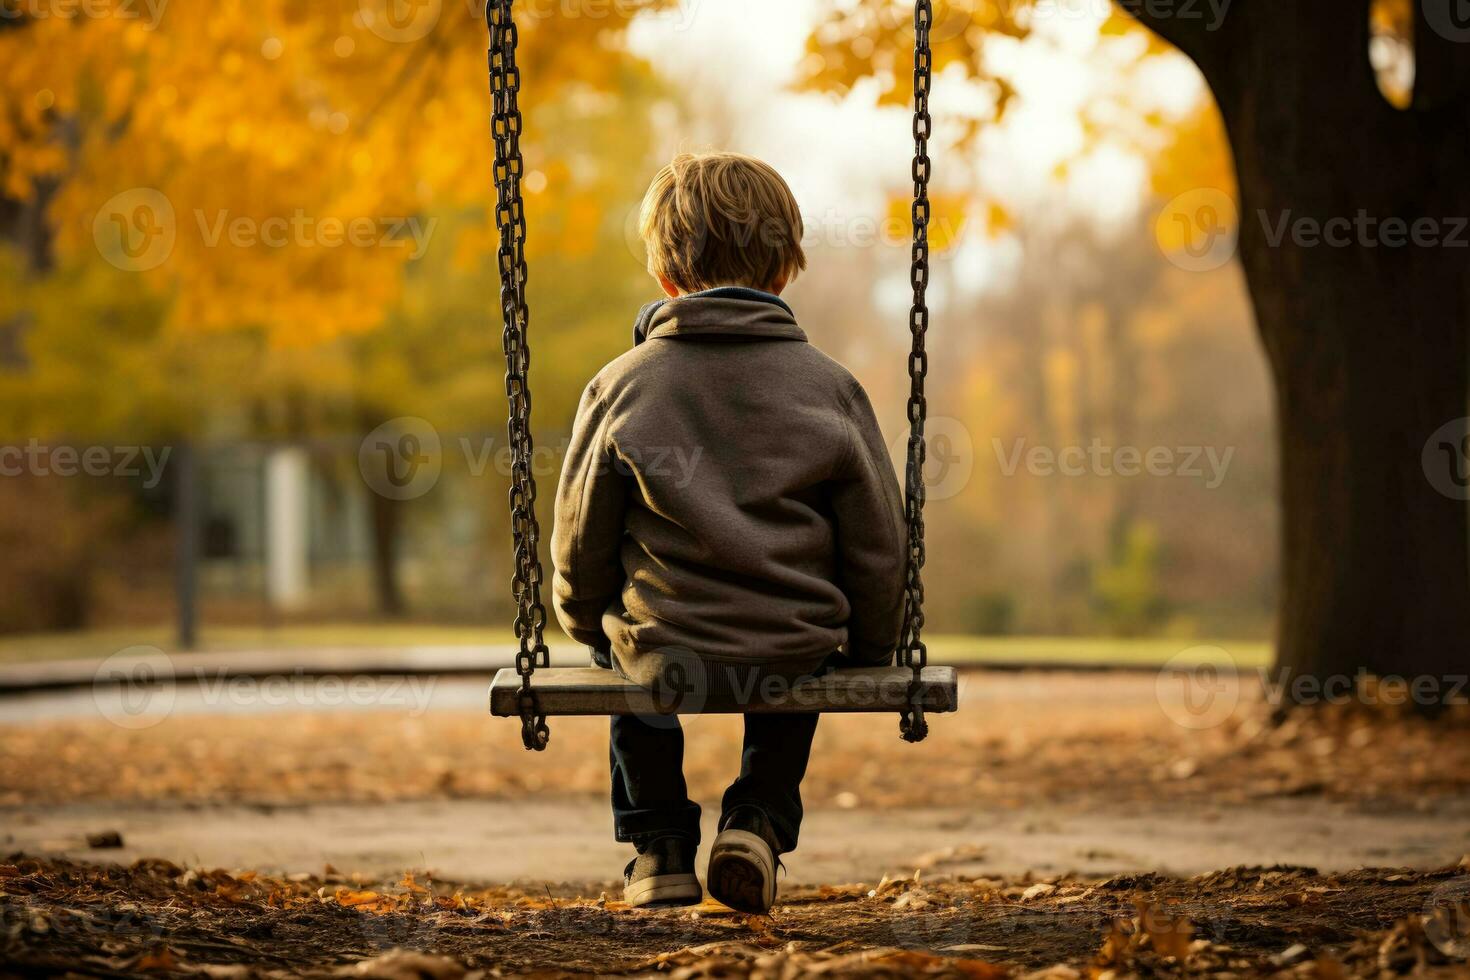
left=487, top=0, right=550, bottom=751
left=897, top=0, right=932, bottom=744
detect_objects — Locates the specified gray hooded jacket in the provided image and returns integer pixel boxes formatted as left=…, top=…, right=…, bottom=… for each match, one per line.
left=550, top=289, right=907, bottom=687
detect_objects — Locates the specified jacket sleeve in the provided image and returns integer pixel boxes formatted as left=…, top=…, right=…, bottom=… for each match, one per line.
left=551, top=379, right=627, bottom=653
left=831, top=380, right=908, bottom=665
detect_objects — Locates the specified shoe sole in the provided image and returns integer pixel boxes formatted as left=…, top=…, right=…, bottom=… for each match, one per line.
left=707, top=829, right=776, bottom=914
left=624, top=872, right=701, bottom=909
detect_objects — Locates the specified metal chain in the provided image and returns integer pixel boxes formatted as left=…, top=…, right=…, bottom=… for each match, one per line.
left=483, top=0, right=929, bottom=747
left=487, top=0, right=550, bottom=751
left=897, top=0, right=932, bottom=744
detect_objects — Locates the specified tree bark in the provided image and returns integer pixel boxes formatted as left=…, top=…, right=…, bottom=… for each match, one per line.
left=1126, top=0, right=1470, bottom=704
left=1262, top=234, right=1470, bottom=698
left=368, top=468, right=406, bottom=617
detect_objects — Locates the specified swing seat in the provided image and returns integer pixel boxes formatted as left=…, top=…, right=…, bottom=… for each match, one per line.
left=488, top=665, right=958, bottom=717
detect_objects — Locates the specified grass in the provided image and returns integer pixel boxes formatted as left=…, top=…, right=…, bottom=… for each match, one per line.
left=926, top=634, right=1272, bottom=669
left=0, top=624, right=1272, bottom=670
left=0, top=624, right=517, bottom=665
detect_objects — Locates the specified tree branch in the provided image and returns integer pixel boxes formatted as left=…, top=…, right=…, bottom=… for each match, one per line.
left=1113, top=0, right=1231, bottom=79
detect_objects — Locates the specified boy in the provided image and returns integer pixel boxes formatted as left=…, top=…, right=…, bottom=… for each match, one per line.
left=550, top=152, right=906, bottom=913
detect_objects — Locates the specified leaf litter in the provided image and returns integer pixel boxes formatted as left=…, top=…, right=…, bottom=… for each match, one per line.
left=4, top=856, right=1470, bottom=978
left=4, top=675, right=1470, bottom=975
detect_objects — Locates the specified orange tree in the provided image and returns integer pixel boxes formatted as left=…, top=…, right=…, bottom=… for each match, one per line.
left=0, top=0, right=668, bottom=424
left=0, top=0, right=673, bottom=616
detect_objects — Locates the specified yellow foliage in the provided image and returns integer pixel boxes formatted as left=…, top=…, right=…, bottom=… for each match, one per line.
left=1151, top=104, right=1235, bottom=202
left=985, top=201, right=1012, bottom=235
left=802, top=0, right=1025, bottom=109
left=1369, top=0, right=1414, bottom=109
left=0, top=0, right=667, bottom=346
left=805, top=0, right=1234, bottom=234
left=885, top=190, right=972, bottom=250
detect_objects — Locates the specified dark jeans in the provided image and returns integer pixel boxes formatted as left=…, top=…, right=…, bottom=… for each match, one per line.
left=610, top=710, right=819, bottom=854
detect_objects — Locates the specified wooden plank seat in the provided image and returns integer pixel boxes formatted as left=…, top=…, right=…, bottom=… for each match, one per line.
left=489, top=665, right=958, bottom=717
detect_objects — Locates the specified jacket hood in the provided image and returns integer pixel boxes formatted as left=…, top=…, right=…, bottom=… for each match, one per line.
left=635, top=287, right=806, bottom=344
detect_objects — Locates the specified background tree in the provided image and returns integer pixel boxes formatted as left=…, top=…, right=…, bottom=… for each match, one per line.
left=810, top=0, right=1469, bottom=701
left=0, top=0, right=671, bottom=620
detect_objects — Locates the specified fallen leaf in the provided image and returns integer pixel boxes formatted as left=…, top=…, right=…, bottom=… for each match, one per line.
left=335, top=888, right=383, bottom=907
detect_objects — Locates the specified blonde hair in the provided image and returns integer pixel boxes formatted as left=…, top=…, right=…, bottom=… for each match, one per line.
left=638, top=152, right=807, bottom=293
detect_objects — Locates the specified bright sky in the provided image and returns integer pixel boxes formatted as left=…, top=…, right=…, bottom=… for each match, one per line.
left=627, top=0, right=1207, bottom=302
left=627, top=0, right=907, bottom=219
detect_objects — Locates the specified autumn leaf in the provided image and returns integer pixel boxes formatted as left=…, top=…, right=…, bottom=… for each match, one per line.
left=134, top=947, right=179, bottom=971
left=335, top=888, right=383, bottom=907
left=1146, top=912, right=1194, bottom=961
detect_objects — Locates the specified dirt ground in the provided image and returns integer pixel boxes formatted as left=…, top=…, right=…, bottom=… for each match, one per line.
left=4, top=672, right=1469, bottom=811
left=5, top=857, right=1470, bottom=977
left=3, top=670, right=1470, bottom=977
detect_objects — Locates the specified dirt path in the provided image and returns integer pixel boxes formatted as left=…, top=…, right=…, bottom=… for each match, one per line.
left=6, top=796, right=1468, bottom=886
left=6, top=671, right=1470, bottom=975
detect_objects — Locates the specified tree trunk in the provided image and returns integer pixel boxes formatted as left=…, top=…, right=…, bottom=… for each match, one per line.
left=369, top=475, right=406, bottom=617
left=357, top=410, right=409, bottom=618
left=1128, top=0, right=1470, bottom=704
left=1260, top=235, right=1470, bottom=698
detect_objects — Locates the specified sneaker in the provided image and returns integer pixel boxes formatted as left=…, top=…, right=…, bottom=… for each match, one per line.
left=707, top=806, right=781, bottom=914
left=622, top=836, right=702, bottom=909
